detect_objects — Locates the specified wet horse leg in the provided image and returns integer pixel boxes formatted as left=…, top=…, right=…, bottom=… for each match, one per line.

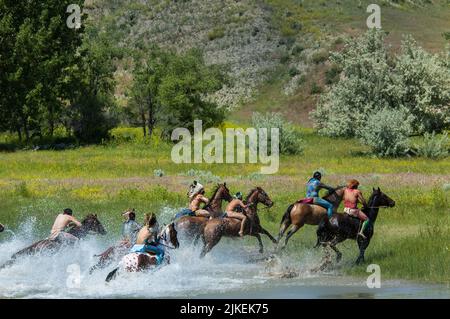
left=254, top=233, right=264, bottom=254
left=259, top=227, right=277, bottom=244
left=329, top=236, right=343, bottom=262
left=356, top=237, right=370, bottom=265
left=282, top=223, right=303, bottom=249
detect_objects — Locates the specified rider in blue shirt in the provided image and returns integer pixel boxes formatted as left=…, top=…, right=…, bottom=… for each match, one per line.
left=306, top=171, right=335, bottom=218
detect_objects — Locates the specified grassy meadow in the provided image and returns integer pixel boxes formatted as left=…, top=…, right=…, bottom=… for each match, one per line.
left=0, top=126, right=449, bottom=284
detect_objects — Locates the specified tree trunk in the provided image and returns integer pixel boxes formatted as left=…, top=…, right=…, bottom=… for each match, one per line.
left=16, top=126, right=22, bottom=142
left=141, top=111, right=147, bottom=137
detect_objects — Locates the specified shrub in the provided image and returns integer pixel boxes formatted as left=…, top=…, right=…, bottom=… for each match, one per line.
left=310, top=82, right=323, bottom=94
left=310, top=50, right=329, bottom=64
left=312, top=30, right=450, bottom=139
left=288, top=67, right=300, bottom=77
left=415, top=132, right=449, bottom=159
left=357, top=108, right=414, bottom=157
left=252, top=112, right=303, bottom=155
left=207, top=27, right=225, bottom=41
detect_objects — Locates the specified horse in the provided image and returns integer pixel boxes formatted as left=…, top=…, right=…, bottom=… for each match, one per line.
left=315, top=187, right=395, bottom=266
left=0, top=223, right=4, bottom=233
left=0, top=214, right=106, bottom=269
left=174, top=183, right=233, bottom=244
left=276, top=186, right=346, bottom=249
left=105, top=222, right=179, bottom=282
left=200, top=187, right=278, bottom=258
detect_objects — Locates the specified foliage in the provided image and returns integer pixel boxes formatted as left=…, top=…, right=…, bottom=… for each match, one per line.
left=415, top=132, right=449, bottom=159
left=357, top=107, right=413, bottom=157
left=252, top=112, right=303, bottom=155
left=312, top=30, right=450, bottom=139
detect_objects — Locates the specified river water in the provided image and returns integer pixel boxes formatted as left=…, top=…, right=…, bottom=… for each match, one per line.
left=0, top=218, right=448, bottom=299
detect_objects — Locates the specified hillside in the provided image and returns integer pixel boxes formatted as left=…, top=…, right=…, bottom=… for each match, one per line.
left=84, top=0, right=450, bottom=126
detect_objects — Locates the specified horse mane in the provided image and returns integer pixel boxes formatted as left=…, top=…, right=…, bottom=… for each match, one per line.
left=208, top=184, right=221, bottom=201
left=245, top=187, right=259, bottom=202
left=81, top=214, right=97, bottom=223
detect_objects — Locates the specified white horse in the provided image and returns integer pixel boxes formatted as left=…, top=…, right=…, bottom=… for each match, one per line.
left=105, top=223, right=179, bottom=282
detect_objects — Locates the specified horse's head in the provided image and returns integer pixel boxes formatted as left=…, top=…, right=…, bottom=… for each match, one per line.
left=323, top=185, right=346, bottom=205
left=159, top=222, right=179, bottom=249
left=371, top=187, right=396, bottom=208
left=82, top=214, right=107, bottom=235
left=217, top=182, right=233, bottom=202
left=247, top=187, right=273, bottom=208
left=0, top=223, right=4, bottom=233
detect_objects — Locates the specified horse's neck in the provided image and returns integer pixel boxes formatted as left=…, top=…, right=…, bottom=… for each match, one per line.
left=209, top=191, right=224, bottom=213
left=366, top=197, right=379, bottom=223
left=68, top=225, right=85, bottom=238
left=324, top=192, right=343, bottom=208
left=245, top=192, right=259, bottom=216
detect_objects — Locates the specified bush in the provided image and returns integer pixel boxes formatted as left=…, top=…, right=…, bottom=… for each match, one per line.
left=415, top=132, right=449, bottom=159
left=357, top=108, right=414, bottom=157
left=252, top=112, right=303, bottom=155
left=207, top=27, right=225, bottom=41
left=312, top=30, right=450, bottom=139
left=310, top=50, right=329, bottom=64
left=310, top=82, right=323, bottom=94
left=288, top=67, right=300, bottom=77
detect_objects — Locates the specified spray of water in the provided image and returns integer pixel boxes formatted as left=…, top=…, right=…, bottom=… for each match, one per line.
left=1, top=208, right=442, bottom=298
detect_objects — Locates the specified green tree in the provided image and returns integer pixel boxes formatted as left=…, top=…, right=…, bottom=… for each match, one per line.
left=0, top=0, right=84, bottom=140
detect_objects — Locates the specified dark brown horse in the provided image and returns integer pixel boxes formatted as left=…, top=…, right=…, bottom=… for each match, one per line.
left=200, top=187, right=277, bottom=258
left=105, top=222, right=180, bottom=282
left=316, top=188, right=395, bottom=266
left=277, top=186, right=346, bottom=249
left=0, top=214, right=106, bottom=269
left=174, top=183, right=233, bottom=244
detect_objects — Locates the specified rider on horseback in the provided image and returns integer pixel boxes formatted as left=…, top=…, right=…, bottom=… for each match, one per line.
left=343, top=179, right=369, bottom=239
left=131, top=213, right=165, bottom=264
left=175, top=181, right=210, bottom=219
left=48, top=208, right=81, bottom=243
left=225, top=192, right=250, bottom=237
left=121, top=208, right=142, bottom=247
left=306, top=172, right=335, bottom=218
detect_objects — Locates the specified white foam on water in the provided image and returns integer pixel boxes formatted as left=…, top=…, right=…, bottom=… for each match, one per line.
left=1, top=217, right=448, bottom=298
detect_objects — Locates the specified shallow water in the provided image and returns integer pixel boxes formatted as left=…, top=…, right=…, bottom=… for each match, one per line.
left=0, top=219, right=448, bottom=299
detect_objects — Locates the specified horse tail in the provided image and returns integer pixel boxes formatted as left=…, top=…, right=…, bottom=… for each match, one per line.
left=105, top=267, right=119, bottom=282
left=280, top=204, right=294, bottom=226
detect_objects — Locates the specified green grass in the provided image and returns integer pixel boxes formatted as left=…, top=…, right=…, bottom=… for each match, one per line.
left=0, top=126, right=449, bottom=284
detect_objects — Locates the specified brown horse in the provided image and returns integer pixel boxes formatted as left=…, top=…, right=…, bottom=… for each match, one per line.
left=316, top=188, right=395, bottom=266
left=0, top=214, right=106, bottom=269
left=276, top=186, right=345, bottom=249
left=200, top=187, right=277, bottom=258
left=174, top=183, right=233, bottom=243
left=105, top=222, right=180, bottom=282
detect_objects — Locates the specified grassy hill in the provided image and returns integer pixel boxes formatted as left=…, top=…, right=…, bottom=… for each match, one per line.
left=84, top=0, right=450, bottom=126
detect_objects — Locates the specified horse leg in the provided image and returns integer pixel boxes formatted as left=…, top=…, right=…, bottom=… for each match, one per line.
left=254, top=233, right=264, bottom=254
left=282, top=224, right=302, bottom=250
left=200, top=231, right=222, bottom=258
left=260, top=227, right=277, bottom=244
left=355, top=237, right=370, bottom=265
left=277, top=219, right=291, bottom=244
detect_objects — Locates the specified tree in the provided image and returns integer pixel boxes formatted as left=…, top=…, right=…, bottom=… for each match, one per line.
left=312, top=29, right=450, bottom=139
left=0, top=0, right=84, bottom=140
left=128, top=48, right=227, bottom=139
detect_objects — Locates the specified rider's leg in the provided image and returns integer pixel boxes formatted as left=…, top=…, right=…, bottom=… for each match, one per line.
left=195, top=209, right=210, bottom=218
left=313, top=198, right=333, bottom=218
left=226, top=211, right=246, bottom=237
left=357, top=210, right=369, bottom=238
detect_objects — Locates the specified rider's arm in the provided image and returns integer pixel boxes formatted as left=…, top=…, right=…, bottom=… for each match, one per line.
left=357, top=191, right=368, bottom=207
left=199, top=195, right=210, bottom=204
left=318, top=182, right=335, bottom=192
left=68, top=216, right=82, bottom=227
